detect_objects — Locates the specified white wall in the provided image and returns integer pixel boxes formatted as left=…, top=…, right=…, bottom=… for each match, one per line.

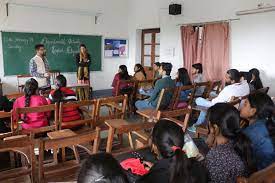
left=127, top=0, right=275, bottom=95
left=0, top=0, right=129, bottom=94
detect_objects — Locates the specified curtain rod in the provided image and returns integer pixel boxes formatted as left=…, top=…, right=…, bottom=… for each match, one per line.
left=177, top=18, right=240, bottom=26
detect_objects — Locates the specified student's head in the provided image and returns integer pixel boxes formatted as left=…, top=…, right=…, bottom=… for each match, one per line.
left=80, top=44, right=87, bottom=53
left=225, top=69, right=240, bottom=85
left=207, top=103, right=241, bottom=144
left=240, top=92, right=274, bottom=121
left=153, top=62, right=161, bottom=71
left=134, top=64, right=146, bottom=78
left=24, top=78, right=39, bottom=107
left=118, top=65, right=130, bottom=80
left=239, top=71, right=251, bottom=82
left=78, top=153, right=129, bottom=183
left=152, top=119, right=208, bottom=183
left=177, top=68, right=191, bottom=86
left=35, top=44, right=46, bottom=57
left=192, top=63, right=203, bottom=75
left=55, top=74, right=67, bottom=88
left=249, top=68, right=263, bottom=89
left=159, top=62, right=172, bottom=76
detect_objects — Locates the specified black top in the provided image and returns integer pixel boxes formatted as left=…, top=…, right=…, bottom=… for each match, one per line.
left=75, top=53, right=91, bottom=68
left=137, top=158, right=208, bottom=183
left=0, top=96, right=13, bottom=133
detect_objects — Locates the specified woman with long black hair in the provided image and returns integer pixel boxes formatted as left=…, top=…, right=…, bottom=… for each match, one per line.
left=249, top=68, right=263, bottom=90
left=176, top=68, right=192, bottom=101
left=240, top=92, right=275, bottom=170
left=137, top=119, right=208, bottom=183
left=12, top=78, right=50, bottom=129
left=205, top=103, right=255, bottom=183
left=76, top=44, right=91, bottom=100
left=111, top=65, right=132, bottom=96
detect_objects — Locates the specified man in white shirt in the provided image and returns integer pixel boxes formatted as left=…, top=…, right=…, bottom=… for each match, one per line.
left=188, top=69, right=250, bottom=132
left=29, top=44, right=51, bottom=87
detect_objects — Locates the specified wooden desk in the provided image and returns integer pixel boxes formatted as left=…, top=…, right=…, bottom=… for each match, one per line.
left=68, top=83, right=90, bottom=100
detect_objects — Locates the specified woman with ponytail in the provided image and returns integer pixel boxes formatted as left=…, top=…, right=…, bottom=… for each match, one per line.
left=240, top=92, right=275, bottom=170
left=137, top=119, right=208, bottom=183
left=49, top=75, right=81, bottom=128
left=205, top=103, right=255, bottom=183
left=12, top=78, right=50, bottom=129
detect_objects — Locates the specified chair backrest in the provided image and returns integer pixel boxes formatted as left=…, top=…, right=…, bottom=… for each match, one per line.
left=0, top=111, right=13, bottom=139
left=95, top=95, right=128, bottom=126
left=237, top=163, right=275, bottom=183
left=160, top=107, right=192, bottom=131
left=0, top=136, right=35, bottom=182
left=49, top=70, right=60, bottom=85
left=156, top=87, right=177, bottom=111
left=115, top=79, right=137, bottom=96
left=6, top=92, right=24, bottom=100
left=38, top=128, right=100, bottom=182
left=254, top=87, right=270, bottom=94
left=16, top=74, right=32, bottom=93
left=194, top=81, right=212, bottom=98
left=171, top=85, right=195, bottom=110
left=59, top=100, right=97, bottom=129
left=136, top=79, right=154, bottom=89
left=210, top=80, right=223, bottom=95
left=12, top=103, right=58, bottom=137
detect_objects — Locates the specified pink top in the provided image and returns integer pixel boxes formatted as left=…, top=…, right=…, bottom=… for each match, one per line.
left=13, top=95, right=50, bottom=130
left=112, top=73, right=131, bottom=96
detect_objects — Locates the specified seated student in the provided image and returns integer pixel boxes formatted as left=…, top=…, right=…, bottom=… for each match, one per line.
left=206, top=103, right=255, bottom=183
left=192, top=63, right=204, bottom=83
left=249, top=68, right=263, bottom=91
left=240, top=71, right=255, bottom=92
left=12, top=78, right=50, bottom=130
left=240, top=92, right=275, bottom=170
left=49, top=75, right=81, bottom=127
left=135, top=62, right=175, bottom=110
left=78, top=153, right=129, bottom=183
left=188, top=69, right=250, bottom=132
left=153, top=62, right=161, bottom=80
left=0, top=95, right=13, bottom=133
left=112, top=65, right=132, bottom=96
left=134, top=64, right=146, bottom=81
left=137, top=119, right=208, bottom=183
left=175, top=68, right=192, bottom=101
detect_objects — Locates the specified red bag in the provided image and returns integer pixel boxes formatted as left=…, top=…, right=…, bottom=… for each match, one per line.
left=120, top=158, right=149, bottom=176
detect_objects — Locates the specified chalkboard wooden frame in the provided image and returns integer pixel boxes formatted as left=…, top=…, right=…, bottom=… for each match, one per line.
left=1, top=31, right=102, bottom=76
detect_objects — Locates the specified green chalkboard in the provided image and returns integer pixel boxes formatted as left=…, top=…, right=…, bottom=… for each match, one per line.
left=1, top=31, right=102, bottom=75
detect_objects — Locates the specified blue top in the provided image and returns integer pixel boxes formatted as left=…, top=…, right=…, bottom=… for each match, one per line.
left=243, top=119, right=275, bottom=170
left=176, top=82, right=192, bottom=102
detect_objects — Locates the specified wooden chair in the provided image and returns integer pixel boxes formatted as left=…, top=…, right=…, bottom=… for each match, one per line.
left=105, top=119, right=155, bottom=153
left=171, top=85, right=195, bottom=110
left=114, top=80, right=137, bottom=113
left=208, top=80, right=222, bottom=98
left=95, top=95, right=128, bottom=127
left=38, top=128, right=100, bottom=183
left=59, top=100, right=97, bottom=131
left=194, top=81, right=212, bottom=99
left=0, top=135, right=35, bottom=183
left=136, top=88, right=175, bottom=122
left=16, top=74, right=32, bottom=92
left=12, top=103, right=59, bottom=138
left=0, top=111, right=13, bottom=139
left=6, top=92, right=24, bottom=100
left=49, top=70, right=60, bottom=85
left=237, top=163, right=275, bottom=183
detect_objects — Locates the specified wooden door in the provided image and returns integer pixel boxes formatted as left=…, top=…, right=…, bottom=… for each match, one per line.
left=141, top=28, right=160, bottom=79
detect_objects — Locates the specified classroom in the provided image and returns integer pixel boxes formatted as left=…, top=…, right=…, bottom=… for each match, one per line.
left=0, top=0, right=274, bottom=182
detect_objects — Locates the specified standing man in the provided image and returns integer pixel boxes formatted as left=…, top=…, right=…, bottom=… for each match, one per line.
left=29, top=44, right=50, bottom=87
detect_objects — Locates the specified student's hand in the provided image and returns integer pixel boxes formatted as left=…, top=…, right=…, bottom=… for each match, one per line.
left=143, top=161, right=153, bottom=170
left=44, top=72, right=50, bottom=78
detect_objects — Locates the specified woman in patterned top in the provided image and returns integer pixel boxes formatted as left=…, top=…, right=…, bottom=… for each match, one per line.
left=205, top=103, right=256, bottom=183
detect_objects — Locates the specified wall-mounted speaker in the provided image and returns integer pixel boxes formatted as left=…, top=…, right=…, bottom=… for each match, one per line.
left=169, top=4, right=182, bottom=15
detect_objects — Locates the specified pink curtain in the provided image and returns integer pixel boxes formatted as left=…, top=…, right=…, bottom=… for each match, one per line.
left=201, top=23, right=229, bottom=81
left=181, top=26, right=199, bottom=76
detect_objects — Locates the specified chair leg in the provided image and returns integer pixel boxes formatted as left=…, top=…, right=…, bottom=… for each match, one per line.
left=72, top=146, right=80, bottom=164
left=106, top=127, right=115, bottom=153
left=61, top=147, right=66, bottom=162
left=128, top=132, right=134, bottom=150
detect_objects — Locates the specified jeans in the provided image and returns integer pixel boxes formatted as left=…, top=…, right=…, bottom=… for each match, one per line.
left=194, top=97, right=213, bottom=126
left=135, top=100, right=155, bottom=110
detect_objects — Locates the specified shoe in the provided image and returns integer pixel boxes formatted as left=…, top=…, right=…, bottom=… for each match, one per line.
left=187, top=125, right=197, bottom=133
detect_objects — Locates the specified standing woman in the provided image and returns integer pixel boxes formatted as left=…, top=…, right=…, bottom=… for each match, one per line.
left=75, top=44, right=91, bottom=100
